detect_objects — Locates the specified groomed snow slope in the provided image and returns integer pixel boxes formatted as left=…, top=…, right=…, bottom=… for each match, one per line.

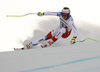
left=0, top=42, right=100, bottom=72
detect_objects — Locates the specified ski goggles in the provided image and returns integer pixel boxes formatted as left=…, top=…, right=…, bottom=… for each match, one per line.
left=62, top=13, right=68, bottom=16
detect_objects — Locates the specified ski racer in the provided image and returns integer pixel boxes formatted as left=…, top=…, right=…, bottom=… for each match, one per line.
left=14, top=7, right=78, bottom=50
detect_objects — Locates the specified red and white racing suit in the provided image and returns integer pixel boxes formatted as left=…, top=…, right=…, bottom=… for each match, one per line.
left=32, top=12, right=78, bottom=46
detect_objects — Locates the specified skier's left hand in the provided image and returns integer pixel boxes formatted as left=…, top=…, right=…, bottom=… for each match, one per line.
left=70, top=38, right=76, bottom=44
left=37, top=12, right=44, bottom=16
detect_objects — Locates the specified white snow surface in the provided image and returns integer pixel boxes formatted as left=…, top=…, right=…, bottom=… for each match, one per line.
left=0, top=0, right=100, bottom=72
left=0, top=42, right=100, bottom=72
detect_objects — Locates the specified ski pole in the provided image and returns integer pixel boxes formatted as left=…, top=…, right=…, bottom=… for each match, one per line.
left=76, top=38, right=100, bottom=43
left=6, top=13, right=37, bottom=17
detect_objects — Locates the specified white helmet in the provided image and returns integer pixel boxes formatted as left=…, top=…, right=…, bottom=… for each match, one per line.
left=61, top=7, right=70, bottom=13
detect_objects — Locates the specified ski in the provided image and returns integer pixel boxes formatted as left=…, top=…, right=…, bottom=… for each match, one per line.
left=14, top=48, right=24, bottom=51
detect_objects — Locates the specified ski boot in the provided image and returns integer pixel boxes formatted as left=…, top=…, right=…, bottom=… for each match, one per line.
left=41, top=40, right=54, bottom=48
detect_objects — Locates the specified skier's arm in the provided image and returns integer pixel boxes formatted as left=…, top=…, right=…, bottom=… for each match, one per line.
left=70, top=19, right=78, bottom=44
left=72, top=23, right=78, bottom=39
left=43, top=12, right=58, bottom=16
left=37, top=12, right=60, bottom=16
left=71, top=18, right=78, bottom=39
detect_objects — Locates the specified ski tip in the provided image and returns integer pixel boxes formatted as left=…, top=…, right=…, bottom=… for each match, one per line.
left=13, top=48, right=22, bottom=51
left=13, top=48, right=15, bottom=50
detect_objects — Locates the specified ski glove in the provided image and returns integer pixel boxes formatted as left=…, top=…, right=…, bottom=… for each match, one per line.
left=70, top=38, right=76, bottom=44
left=37, top=12, right=44, bottom=16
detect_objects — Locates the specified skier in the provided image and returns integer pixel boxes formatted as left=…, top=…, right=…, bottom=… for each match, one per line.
left=14, top=7, right=78, bottom=50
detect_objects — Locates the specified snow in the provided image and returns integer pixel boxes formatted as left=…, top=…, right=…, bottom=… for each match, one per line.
left=0, top=43, right=100, bottom=72
left=0, top=0, right=100, bottom=72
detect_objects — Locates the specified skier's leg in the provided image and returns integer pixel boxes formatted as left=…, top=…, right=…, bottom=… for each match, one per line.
left=14, top=36, right=47, bottom=50
left=32, top=37, right=46, bottom=45
left=31, top=26, right=61, bottom=46
left=45, top=26, right=61, bottom=40
left=41, top=27, right=66, bottom=48
left=61, top=29, right=72, bottom=38
left=18, top=26, right=61, bottom=50
left=52, top=27, right=66, bottom=42
left=23, top=36, right=46, bottom=49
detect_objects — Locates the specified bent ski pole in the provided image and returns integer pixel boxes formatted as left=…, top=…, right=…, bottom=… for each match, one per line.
left=6, top=13, right=37, bottom=17
left=76, top=38, right=100, bottom=43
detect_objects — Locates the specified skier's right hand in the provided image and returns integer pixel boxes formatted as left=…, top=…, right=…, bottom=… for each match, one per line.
left=37, top=12, right=44, bottom=16
left=70, top=38, right=76, bottom=44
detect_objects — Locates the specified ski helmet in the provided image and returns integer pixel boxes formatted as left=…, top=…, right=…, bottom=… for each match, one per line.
left=61, top=7, right=70, bottom=14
